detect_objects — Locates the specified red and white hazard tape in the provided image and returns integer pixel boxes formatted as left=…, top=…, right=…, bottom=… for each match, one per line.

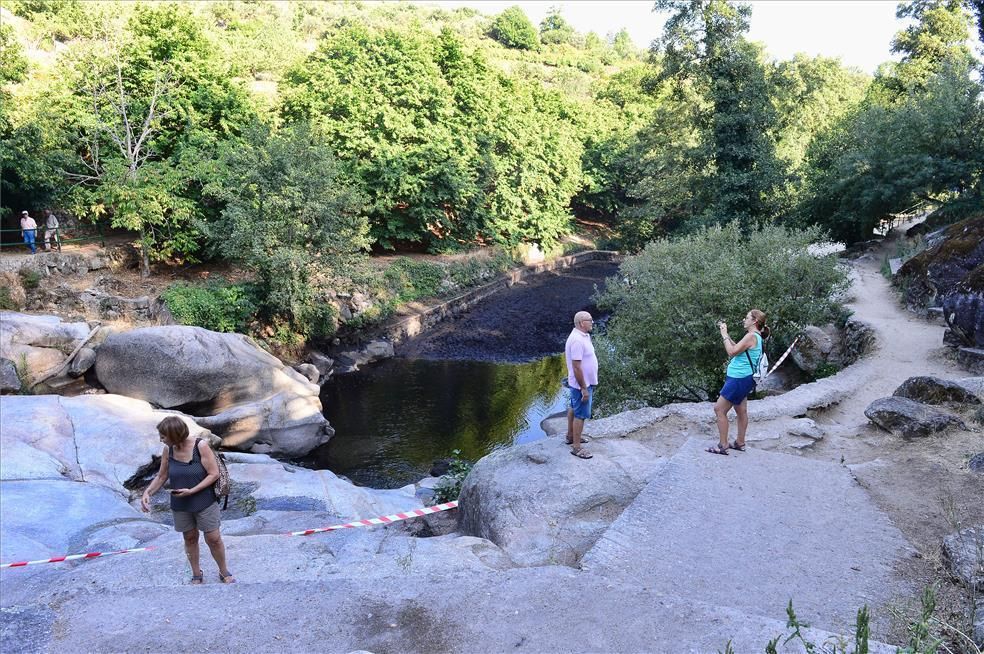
left=286, top=500, right=458, bottom=536
left=1, top=504, right=460, bottom=569
left=766, top=336, right=799, bottom=378
left=0, top=546, right=156, bottom=569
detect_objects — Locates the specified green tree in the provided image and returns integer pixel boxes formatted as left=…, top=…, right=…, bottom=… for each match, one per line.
left=595, top=223, right=848, bottom=410
left=798, top=0, right=982, bottom=242
left=889, top=0, right=975, bottom=91
left=539, top=7, right=577, bottom=46
left=489, top=6, right=539, bottom=50
left=205, top=122, right=368, bottom=334
left=609, top=28, right=636, bottom=59
left=651, top=0, right=787, bottom=230
left=281, top=22, right=582, bottom=251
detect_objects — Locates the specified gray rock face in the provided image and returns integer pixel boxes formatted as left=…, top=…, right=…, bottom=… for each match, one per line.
left=0, top=311, right=92, bottom=385
left=791, top=325, right=835, bottom=374
left=975, top=605, right=984, bottom=649
left=958, top=347, right=984, bottom=374
left=457, top=438, right=663, bottom=567
left=94, top=326, right=330, bottom=456
left=364, top=340, right=394, bottom=361
left=864, top=396, right=966, bottom=438
left=305, top=351, right=334, bottom=378
left=293, top=363, right=320, bottom=384
left=943, top=285, right=983, bottom=347
left=842, top=318, right=876, bottom=365
left=941, top=526, right=984, bottom=591
left=1, top=358, right=20, bottom=393
left=893, top=376, right=982, bottom=405
left=67, top=347, right=96, bottom=378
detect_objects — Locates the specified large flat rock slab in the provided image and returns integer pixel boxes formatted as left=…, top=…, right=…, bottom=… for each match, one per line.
left=581, top=438, right=914, bottom=634
left=14, top=563, right=896, bottom=654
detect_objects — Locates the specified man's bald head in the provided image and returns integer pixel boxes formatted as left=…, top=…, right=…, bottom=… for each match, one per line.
left=574, top=311, right=593, bottom=329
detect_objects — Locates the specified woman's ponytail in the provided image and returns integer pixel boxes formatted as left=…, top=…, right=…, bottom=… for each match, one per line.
left=749, top=309, right=769, bottom=339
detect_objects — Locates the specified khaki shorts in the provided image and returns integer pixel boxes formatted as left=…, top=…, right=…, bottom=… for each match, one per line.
left=173, top=501, right=221, bottom=533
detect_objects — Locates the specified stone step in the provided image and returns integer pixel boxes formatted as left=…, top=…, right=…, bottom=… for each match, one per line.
left=581, top=438, right=915, bottom=636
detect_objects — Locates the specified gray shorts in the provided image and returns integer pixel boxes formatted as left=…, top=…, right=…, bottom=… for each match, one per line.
left=173, top=501, right=221, bottom=533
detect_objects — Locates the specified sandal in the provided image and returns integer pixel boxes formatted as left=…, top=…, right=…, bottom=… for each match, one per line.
left=570, top=447, right=593, bottom=459
left=219, top=572, right=236, bottom=584
left=190, top=573, right=204, bottom=585
left=565, top=435, right=591, bottom=445
left=728, top=441, right=746, bottom=452
left=705, top=444, right=729, bottom=456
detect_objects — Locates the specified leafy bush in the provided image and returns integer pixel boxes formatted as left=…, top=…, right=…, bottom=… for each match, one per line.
left=0, top=287, right=16, bottom=311
left=161, top=280, right=259, bottom=333
left=488, top=6, right=539, bottom=50
left=18, top=268, right=41, bottom=289
left=595, top=223, right=849, bottom=411
left=433, top=450, right=474, bottom=504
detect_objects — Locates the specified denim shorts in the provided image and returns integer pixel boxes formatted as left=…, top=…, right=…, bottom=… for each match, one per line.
left=720, top=375, right=755, bottom=405
left=569, top=385, right=595, bottom=420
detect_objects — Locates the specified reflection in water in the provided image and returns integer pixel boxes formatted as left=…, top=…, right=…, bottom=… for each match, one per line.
left=298, top=355, right=568, bottom=489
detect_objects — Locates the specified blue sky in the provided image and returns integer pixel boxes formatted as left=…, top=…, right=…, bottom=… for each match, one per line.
left=404, top=1, right=982, bottom=74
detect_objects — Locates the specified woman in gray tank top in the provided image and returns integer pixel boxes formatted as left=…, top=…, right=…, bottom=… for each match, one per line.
left=141, top=416, right=235, bottom=584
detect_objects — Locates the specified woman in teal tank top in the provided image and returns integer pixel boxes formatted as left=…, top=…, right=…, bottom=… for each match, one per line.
left=707, top=309, right=769, bottom=455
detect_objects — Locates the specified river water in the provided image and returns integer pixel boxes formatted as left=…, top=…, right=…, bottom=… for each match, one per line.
left=296, top=260, right=619, bottom=489
left=300, top=355, right=568, bottom=488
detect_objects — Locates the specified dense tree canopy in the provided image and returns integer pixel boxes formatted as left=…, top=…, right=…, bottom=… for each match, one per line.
left=1, top=0, right=980, bottom=260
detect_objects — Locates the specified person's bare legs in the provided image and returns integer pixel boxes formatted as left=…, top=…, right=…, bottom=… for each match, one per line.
left=713, top=396, right=734, bottom=449
left=182, top=528, right=203, bottom=582
left=734, top=400, right=749, bottom=447
left=204, top=528, right=234, bottom=582
left=566, top=407, right=574, bottom=443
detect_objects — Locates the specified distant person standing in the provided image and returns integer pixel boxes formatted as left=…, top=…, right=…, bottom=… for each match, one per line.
left=43, top=210, right=59, bottom=251
left=565, top=310, right=598, bottom=459
left=19, top=211, right=37, bottom=254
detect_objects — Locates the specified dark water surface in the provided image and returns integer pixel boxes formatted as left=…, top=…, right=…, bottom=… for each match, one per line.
left=299, top=355, right=568, bottom=488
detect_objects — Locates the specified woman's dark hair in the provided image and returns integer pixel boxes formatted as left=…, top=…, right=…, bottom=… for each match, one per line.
left=156, top=416, right=189, bottom=446
left=749, top=309, right=770, bottom=339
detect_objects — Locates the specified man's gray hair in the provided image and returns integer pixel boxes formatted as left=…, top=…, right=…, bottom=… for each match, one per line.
left=574, top=311, right=592, bottom=326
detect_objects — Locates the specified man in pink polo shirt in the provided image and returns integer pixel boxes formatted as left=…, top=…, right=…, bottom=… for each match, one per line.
left=565, top=310, right=598, bottom=459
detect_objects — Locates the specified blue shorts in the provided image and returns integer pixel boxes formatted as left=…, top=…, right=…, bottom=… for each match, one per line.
left=569, top=385, right=594, bottom=420
left=720, top=375, right=755, bottom=405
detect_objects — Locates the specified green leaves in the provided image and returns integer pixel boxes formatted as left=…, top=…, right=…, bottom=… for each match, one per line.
left=595, top=223, right=848, bottom=410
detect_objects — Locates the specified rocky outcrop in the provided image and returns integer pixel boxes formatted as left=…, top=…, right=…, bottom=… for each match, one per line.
left=94, top=326, right=331, bottom=456
left=895, top=214, right=984, bottom=311
left=0, top=394, right=216, bottom=487
left=941, top=526, right=984, bottom=591
left=0, top=358, right=20, bottom=393
left=458, top=438, right=663, bottom=567
left=791, top=325, right=835, bottom=374
left=0, top=311, right=93, bottom=386
left=864, top=396, right=966, bottom=438
left=893, top=376, right=982, bottom=406
left=1, top=394, right=425, bottom=562
left=942, top=267, right=983, bottom=348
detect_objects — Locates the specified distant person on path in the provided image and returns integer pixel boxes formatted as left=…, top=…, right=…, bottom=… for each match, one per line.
left=19, top=211, right=37, bottom=254
left=141, top=416, right=235, bottom=584
left=43, top=210, right=59, bottom=251
left=565, top=310, right=598, bottom=459
left=707, top=309, right=768, bottom=455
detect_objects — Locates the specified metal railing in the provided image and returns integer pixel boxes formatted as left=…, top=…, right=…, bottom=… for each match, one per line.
left=0, top=225, right=105, bottom=253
